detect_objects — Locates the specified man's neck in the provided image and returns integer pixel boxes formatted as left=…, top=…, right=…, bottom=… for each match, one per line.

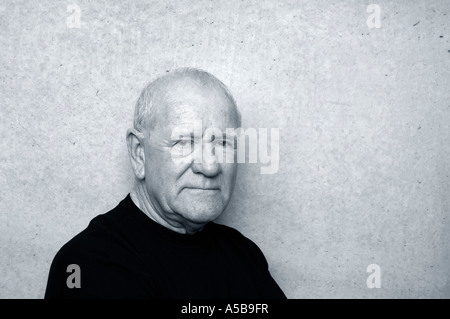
left=129, top=181, right=205, bottom=235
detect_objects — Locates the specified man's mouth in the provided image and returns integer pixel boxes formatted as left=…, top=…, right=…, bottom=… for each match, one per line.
left=184, top=187, right=220, bottom=191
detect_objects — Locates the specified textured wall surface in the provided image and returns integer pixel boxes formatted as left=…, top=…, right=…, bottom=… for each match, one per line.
left=1, top=0, right=449, bottom=298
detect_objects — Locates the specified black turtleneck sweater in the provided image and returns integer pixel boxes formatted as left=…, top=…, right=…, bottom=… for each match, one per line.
left=44, top=195, right=286, bottom=299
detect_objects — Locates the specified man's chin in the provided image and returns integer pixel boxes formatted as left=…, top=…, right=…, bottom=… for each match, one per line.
left=179, top=207, right=224, bottom=225
left=174, top=195, right=228, bottom=224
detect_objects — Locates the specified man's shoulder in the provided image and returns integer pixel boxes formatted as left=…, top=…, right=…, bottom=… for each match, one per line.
left=208, top=223, right=268, bottom=265
left=209, top=222, right=254, bottom=242
left=209, top=222, right=246, bottom=239
left=51, top=199, right=133, bottom=266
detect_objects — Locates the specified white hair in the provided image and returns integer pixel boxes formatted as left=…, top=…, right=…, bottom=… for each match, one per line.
left=133, top=67, right=241, bottom=132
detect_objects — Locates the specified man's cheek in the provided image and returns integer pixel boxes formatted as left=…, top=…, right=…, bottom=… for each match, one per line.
left=223, top=164, right=238, bottom=184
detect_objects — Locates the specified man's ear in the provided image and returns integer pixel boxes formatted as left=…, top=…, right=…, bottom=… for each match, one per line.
left=126, top=128, right=146, bottom=180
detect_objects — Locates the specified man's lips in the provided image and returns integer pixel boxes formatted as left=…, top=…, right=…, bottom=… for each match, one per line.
left=183, top=187, right=220, bottom=191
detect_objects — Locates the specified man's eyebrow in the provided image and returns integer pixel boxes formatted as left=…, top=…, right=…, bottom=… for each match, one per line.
left=206, top=132, right=236, bottom=139
left=172, top=132, right=195, bottom=138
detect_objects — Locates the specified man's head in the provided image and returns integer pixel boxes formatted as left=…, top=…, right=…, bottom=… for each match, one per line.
left=126, top=68, right=241, bottom=234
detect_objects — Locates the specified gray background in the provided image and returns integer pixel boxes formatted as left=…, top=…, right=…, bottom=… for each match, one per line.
left=1, top=0, right=449, bottom=298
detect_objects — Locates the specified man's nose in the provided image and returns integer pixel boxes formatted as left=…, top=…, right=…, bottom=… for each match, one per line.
left=191, top=142, right=221, bottom=177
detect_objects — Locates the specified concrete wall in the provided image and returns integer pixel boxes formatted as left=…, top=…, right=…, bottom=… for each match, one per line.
left=1, top=0, right=449, bottom=298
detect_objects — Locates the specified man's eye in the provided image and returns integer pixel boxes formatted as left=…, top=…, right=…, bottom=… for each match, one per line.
left=176, top=139, right=194, bottom=146
left=217, top=139, right=235, bottom=148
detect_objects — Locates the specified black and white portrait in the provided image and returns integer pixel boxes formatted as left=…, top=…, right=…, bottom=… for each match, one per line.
left=0, top=0, right=449, bottom=300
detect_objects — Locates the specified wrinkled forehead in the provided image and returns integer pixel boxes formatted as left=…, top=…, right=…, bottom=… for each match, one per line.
left=153, top=78, right=240, bottom=131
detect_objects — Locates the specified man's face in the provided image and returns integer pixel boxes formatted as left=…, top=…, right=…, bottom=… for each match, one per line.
left=142, top=79, right=240, bottom=226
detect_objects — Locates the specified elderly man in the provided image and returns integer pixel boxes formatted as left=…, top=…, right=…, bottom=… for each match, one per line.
left=45, top=68, right=285, bottom=299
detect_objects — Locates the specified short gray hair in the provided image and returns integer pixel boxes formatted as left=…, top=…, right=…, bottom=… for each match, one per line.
left=133, top=67, right=241, bottom=132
